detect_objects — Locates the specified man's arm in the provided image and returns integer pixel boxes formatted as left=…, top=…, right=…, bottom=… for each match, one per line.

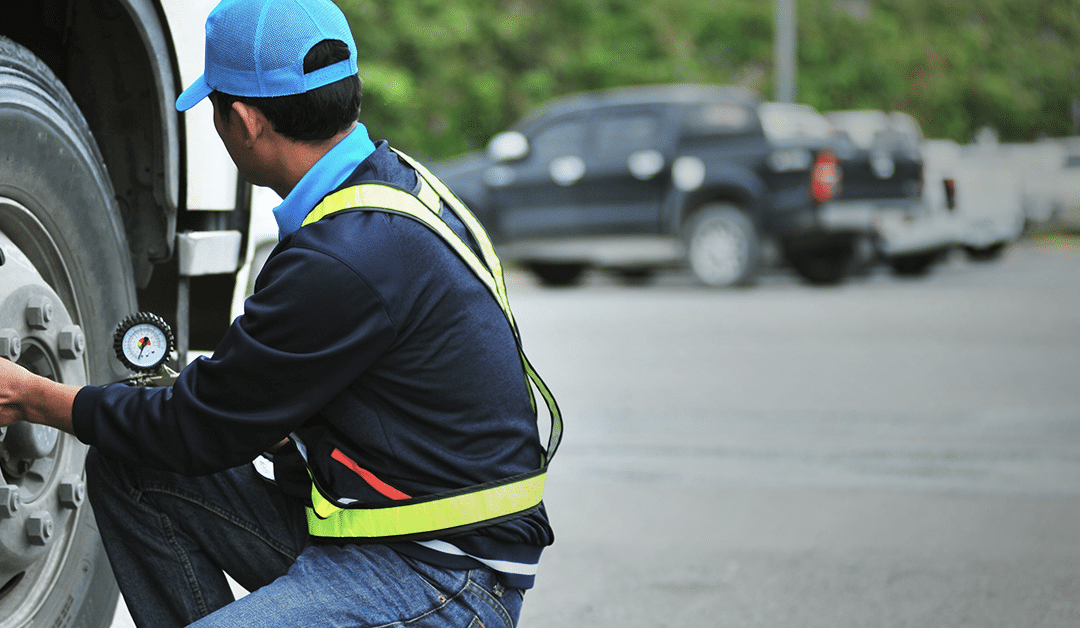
left=0, top=357, right=78, bottom=435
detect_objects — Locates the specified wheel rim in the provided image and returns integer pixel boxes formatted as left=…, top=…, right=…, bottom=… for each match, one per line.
left=0, top=199, right=89, bottom=625
left=689, top=216, right=746, bottom=286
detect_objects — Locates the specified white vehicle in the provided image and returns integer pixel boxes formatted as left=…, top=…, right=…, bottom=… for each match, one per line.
left=0, top=2, right=273, bottom=626
left=1056, top=139, right=1080, bottom=230
left=922, top=135, right=1026, bottom=262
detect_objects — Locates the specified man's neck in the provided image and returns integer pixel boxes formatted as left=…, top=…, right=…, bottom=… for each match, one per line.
left=270, top=122, right=358, bottom=198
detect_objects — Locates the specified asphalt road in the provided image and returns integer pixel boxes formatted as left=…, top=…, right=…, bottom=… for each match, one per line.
left=111, top=236, right=1080, bottom=627
left=510, top=235, right=1080, bottom=628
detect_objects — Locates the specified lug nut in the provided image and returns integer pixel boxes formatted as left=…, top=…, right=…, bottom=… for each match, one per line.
left=0, top=329, right=20, bottom=362
left=58, top=325, right=85, bottom=360
left=0, top=486, right=21, bottom=518
left=26, top=296, right=54, bottom=330
left=3, top=422, right=58, bottom=460
left=58, top=479, right=85, bottom=509
left=26, top=512, right=53, bottom=546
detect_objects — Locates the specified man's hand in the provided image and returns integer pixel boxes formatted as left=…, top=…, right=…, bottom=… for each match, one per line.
left=0, top=357, right=79, bottom=435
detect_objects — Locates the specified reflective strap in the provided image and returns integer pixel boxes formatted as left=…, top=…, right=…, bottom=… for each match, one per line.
left=416, top=171, right=442, bottom=215
left=523, top=353, right=562, bottom=463
left=306, top=471, right=547, bottom=539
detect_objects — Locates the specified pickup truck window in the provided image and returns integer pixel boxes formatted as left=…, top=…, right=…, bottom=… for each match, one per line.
left=531, top=119, right=587, bottom=162
left=596, top=114, right=659, bottom=157
left=827, top=110, right=892, bottom=149
left=759, top=103, right=834, bottom=142
left=683, top=102, right=754, bottom=135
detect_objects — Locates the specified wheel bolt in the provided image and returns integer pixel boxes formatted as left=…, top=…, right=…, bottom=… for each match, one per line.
left=0, top=486, right=20, bottom=518
left=58, top=325, right=85, bottom=360
left=3, top=422, right=58, bottom=460
left=58, top=479, right=85, bottom=509
left=0, top=329, right=20, bottom=362
left=26, top=296, right=54, bottom=330
left=26, top=511, right=53, bottom=546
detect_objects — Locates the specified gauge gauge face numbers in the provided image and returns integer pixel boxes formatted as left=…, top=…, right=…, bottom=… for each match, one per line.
left=113, top=313, right=175, bottom=372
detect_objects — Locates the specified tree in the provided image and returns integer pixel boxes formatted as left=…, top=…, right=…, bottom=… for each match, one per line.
left=336, top=0, right=1080, bottom=159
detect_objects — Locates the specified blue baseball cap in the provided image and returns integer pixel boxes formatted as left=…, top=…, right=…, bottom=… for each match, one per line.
left=176, top=0, right=358, bottom=111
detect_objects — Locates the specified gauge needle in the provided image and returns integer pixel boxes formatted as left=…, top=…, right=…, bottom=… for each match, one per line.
left=138, top=337, right=150, bottom=358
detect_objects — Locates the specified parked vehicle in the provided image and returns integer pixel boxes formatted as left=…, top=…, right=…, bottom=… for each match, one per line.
left=913, top=135, right=1029, bottom=265
left=1054, top=139, right=1080, bottom=231
left=1, top=2, right=265, bottom=626
left=431, top=85, right=925, bottom=287
left=824, top=109, right=952, bottom=275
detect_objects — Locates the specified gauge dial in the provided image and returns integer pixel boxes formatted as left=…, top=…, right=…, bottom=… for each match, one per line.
left=113, top=312, right=175, bottom=372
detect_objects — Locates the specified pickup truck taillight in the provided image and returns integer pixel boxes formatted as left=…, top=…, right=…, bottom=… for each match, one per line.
left=943, top=177, right=956, bottom=210
left=811, top=150, right=840, bottom=203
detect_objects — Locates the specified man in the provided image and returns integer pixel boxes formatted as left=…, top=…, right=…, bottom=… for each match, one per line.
left=0, top=0, right=559, bottom=626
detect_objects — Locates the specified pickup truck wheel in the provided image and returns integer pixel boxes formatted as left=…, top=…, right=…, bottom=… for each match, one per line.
left=963, top=242, right=1006, bottom=262
left=683, top=204, right=760, bottom=287
left=614, top=268, right=654, bottom=285
left=525, top=262, right=586, bottom=287
left=785, top=238, right=857, bottom=285
left=0, top=37, right=135, bottom=628
left=889, top=251, right=943, bottom=276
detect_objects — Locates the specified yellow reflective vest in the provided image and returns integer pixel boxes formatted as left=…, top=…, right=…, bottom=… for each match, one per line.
left=298, top=149, right=562, bottom=541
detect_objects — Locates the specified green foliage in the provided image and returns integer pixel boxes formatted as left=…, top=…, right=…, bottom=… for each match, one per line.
left=335, top=0, right=1080, bottom=159
left=799, top=0, right=1080, bottom=143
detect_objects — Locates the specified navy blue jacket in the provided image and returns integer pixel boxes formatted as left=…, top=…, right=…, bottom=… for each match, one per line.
left=73, top=143, right=554, bottom=588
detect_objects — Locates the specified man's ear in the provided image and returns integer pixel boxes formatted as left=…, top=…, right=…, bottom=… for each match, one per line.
left=231, top=101, right=268, bottom=147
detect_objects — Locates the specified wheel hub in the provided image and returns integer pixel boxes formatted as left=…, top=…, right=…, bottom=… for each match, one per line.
left=691, top=218, right=746, bottom=285
left=0, top=225, right=88, bottom=604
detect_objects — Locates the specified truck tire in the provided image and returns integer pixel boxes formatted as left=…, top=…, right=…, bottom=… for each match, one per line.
left=683, top=204, right=760, bottom=287
left=0, top=36, right=136, bottom=628
left=963, top=242, right=1006, bottom=262
left=888, top=250, right=944, bottom=276
left=525, top=262, right=586, bottom=287
left=785, top=237, right=857, bottom=285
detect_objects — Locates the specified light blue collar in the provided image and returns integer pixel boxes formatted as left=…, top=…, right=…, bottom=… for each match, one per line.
left=272, top=123, right=377, bottom=238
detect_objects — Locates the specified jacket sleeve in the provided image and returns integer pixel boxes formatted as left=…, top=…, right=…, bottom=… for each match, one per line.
left=72, top=243, right=398, bottom=476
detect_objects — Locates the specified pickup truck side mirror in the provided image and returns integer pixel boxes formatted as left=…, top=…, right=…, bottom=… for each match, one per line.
left=487, top=131, right=530, bottom=162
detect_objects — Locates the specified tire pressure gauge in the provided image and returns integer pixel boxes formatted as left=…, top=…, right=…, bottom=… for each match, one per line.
left=113, top=312, right=175, bottom=372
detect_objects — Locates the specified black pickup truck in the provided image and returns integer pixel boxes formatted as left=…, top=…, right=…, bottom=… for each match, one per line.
left=431, top=84, right=924, bottom=286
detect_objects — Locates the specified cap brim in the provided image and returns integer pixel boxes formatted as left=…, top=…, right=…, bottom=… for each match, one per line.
left=176, top=75, right=212, bottom=112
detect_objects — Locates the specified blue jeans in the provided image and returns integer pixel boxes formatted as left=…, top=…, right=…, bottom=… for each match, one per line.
left=85, top=449, right=523, bottom=628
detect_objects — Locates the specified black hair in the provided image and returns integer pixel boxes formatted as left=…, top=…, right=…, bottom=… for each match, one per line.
left=211, top=39, right=362, bottom=143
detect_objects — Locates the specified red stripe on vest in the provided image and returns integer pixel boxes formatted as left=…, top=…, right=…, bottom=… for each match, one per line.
left=331, top=448, right=412, bottom=500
